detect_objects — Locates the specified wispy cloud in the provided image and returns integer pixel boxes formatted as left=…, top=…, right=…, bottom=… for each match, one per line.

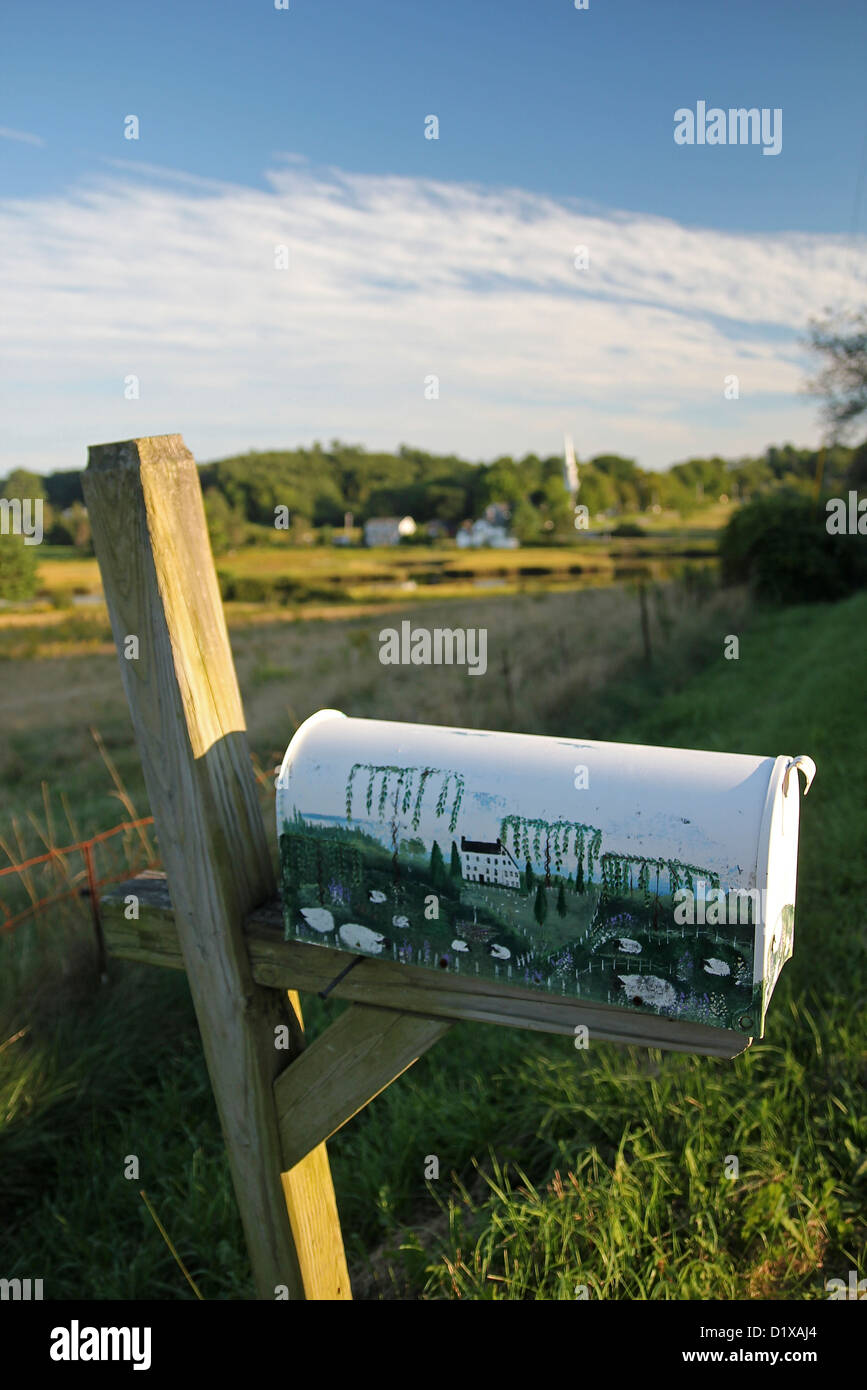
left=0, top=126, right=45, bottom=147
left=0, top=158, right=863, bottom=474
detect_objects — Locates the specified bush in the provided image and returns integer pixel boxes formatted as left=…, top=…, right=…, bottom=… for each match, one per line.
left=217, top=570, right=338, bottom=606
left=611, top=521, right=646, bottom=537
left=719, top=489, right=867, bottom=603
left=0, top=533, right=39, bottom=600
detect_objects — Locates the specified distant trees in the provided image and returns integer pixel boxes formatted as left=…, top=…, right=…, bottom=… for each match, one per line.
left=2, top=469, right=46, bottom=503
left=511, top=499, right=542, bottom=543
left=7, top=424, right=864, bottom=552
left=204, top=488, right=247, bottom=555
left=1, top=469, right=94, bottom=554
left=846, top=440, right=867, bottom=491
left=0, top=472, right=45, bottom=595
left=48, top=501, right=91, bottom=551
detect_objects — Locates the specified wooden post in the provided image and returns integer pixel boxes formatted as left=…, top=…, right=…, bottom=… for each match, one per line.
left=83, top=435, right=349, bottom=1300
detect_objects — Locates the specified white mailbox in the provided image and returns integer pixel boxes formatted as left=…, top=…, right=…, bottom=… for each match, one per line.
left=277, top=711, right=815, bottom=1053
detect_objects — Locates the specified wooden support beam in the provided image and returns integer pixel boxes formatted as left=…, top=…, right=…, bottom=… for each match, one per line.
left=101, top=873, right=747, bottom=1058
left=275, top=1004, right=453, bottom=1171
left=83, top=436, right=349, bottom=1301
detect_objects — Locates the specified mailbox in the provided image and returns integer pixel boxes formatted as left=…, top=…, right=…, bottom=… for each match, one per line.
left=276, top=710, right=815, bottom=1050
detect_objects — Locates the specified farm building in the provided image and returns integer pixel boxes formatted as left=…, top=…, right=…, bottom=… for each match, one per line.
left=455, top=516, right=518, bottom=549
left=459, top=835, right=520, bottom=888
left=363, top=516, right=416, bottom=547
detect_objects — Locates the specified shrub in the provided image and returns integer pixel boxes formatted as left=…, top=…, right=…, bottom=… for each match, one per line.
left=0, top=532, right=39, bottom=600
left=719, top=489, right=867, bottom=603
left=232, top=575, right=272, bottom=603
left=611, top=521, right=646, bottom=537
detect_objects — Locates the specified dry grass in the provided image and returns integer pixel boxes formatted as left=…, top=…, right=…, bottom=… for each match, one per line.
left=35, top=557, right=103, bottom=594
left=231, top=581, right=749, bottom=760
left=0, top=579, right=745, bottom=752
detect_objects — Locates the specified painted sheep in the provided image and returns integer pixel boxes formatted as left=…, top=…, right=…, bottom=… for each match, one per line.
left=299, top=907, right=335, bottom=934
left=618, top=974, right=678, bottom=1011
left=339, top=922, right=390, bottom=954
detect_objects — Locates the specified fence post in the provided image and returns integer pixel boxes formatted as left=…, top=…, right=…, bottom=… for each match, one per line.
left=81, top=841, right=108, bottom=982
left=83, top=434, right=349, bottom=1300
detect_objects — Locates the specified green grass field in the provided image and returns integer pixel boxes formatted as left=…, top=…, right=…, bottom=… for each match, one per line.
left=0, top=582, right=864, bottom=1299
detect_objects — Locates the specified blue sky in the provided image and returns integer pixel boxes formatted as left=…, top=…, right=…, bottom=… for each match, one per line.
left=2, top=0, right=866, bottom=477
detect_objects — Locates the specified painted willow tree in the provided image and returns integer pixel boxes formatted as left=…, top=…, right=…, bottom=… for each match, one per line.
left=597, top=851, right=722, bottom=931
left=345, top=763, right=465, bottom=881
left=499, top=815, right=722, bottom=920
left=598, top=851, right=720, bottom=902
left=500, top=816, right=603, bottom=888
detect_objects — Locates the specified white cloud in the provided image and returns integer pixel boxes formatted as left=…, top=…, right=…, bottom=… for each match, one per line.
left=0, top=157, right=863, bottom=475
left=0, top=126, right=45, bottom=146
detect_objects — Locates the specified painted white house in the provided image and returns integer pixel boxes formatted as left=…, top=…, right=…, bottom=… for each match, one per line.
left=459, top=835, right=520, bottom=888
left=364, top=516, right=416, bottom=547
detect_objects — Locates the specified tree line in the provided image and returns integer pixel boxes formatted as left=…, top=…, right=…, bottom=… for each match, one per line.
left=2, top=437, right=864, bottom=556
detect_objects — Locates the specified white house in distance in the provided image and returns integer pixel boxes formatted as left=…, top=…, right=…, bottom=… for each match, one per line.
left=363, top=516, right=417, bottom=547
left=459, top=835, right=520, bottom=888
left=456, top=503, right=519, bottom=550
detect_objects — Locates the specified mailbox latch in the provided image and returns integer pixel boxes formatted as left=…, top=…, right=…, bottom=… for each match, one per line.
left=782, top=755, right=817, bottom=798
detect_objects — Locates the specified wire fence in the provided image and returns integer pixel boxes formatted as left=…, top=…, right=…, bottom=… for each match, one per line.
left=0, top=816, right=157, bottom=974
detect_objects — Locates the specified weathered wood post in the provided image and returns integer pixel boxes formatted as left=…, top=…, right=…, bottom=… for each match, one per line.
left=83, top=435, right=349, bottom=1300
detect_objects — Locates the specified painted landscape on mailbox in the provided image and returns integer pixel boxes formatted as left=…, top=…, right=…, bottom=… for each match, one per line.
left=279, top=757, right=762, bottom=1033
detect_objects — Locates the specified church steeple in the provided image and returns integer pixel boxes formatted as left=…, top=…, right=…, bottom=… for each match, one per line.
left=563, top=434, right=579, bottom=497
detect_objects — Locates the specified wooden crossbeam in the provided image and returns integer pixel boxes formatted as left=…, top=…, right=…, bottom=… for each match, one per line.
left=101, top=881, right=451, bottom=1187
left=274, top=1005, right=453, bottom=1171
left=101, top=872, right=746, bottom=1058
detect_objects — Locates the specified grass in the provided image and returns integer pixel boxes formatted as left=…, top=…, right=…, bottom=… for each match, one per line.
left=0, top=581, right=864, bottom=1299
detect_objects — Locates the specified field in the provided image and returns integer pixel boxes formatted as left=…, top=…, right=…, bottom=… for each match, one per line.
left=28, top=536, right=717, bottom=609
left=0, top=573, right=864, bottom=1300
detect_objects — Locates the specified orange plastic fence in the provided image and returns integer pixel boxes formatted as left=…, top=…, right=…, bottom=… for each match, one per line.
left=0, top=817, right=157, bottom=950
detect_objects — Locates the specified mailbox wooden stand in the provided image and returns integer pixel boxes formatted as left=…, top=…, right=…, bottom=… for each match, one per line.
left=84, top=435, right=474, bottom=1301
left=83, top=434, right=780, bottom=1302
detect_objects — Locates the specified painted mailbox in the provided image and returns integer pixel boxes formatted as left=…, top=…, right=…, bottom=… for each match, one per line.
left=276, top=711, right=815, bottom=1048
